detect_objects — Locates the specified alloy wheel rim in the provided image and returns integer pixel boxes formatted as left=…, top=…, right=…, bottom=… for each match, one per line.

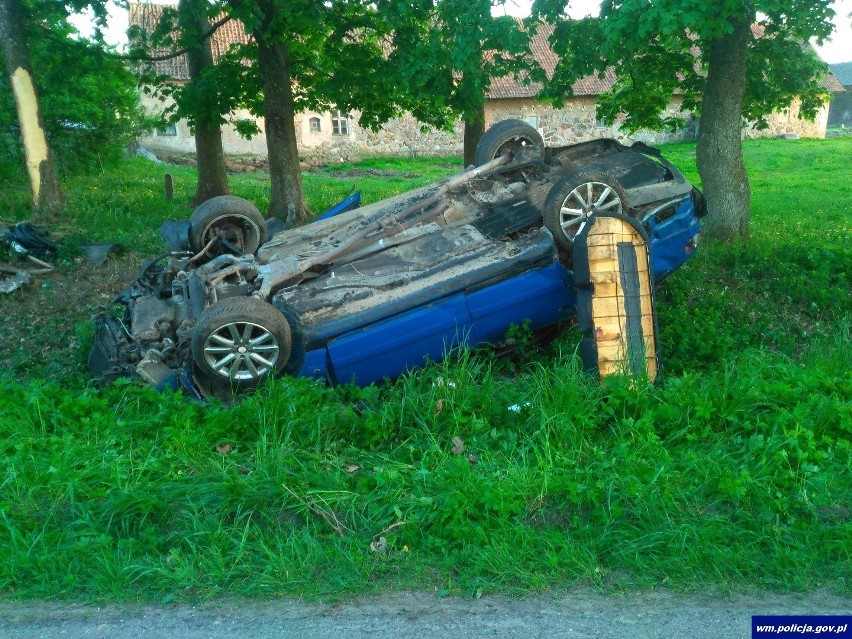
left=559, top=181, right=623, bottom=239
left=202, top=321, right=279, bottom=380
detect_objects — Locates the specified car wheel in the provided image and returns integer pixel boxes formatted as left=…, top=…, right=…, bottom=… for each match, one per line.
left=543, top=171, right=627, bottom=251
left=189, top=195, right=268, bottom=258
left=191, top=296, right=291, bottom=389
left=474, top=119, right=544, bottom=167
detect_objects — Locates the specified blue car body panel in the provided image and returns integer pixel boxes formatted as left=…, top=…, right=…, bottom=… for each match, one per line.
left=297, top=198, right=697, bottom=387
left=466, top=263, right=575, bottom=344
left=646, top=197, right=700, bottom=279
left=297, top=347, right=330, bottom=382
left=318, top=261, right=578, bottom=386
left=314, top=191, right=362, bottom=221
left=326, top=294, right=471, bottom=386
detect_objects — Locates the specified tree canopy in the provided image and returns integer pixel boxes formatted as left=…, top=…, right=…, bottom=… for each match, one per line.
left=130, top=0, right=536, bottom=217
left=533, top=0, right=836, bottom=239
left=378, top=0, right=532, bottom=164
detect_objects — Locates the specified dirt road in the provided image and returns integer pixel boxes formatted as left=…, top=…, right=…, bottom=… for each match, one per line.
left=2, top=589, right=849, bottom=638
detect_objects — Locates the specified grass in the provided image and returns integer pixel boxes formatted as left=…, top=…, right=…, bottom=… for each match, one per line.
left=0, top=139, right=849, bottom=602
left=0, top=155, right=463, bottom=256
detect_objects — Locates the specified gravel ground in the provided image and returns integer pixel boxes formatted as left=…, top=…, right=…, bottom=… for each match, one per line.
left=1, top=589, right=849, bottom=639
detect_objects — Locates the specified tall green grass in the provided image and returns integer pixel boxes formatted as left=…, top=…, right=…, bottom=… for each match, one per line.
left=0, top=155, right=462, bottom=255
left=0, top=139, right=849, bottom=601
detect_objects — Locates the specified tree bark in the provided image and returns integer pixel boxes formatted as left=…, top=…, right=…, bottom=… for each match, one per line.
left=0, top=0, right=63, bottom=216
left=463, top=99, right=485, bottom=167
left=256, top=35, right=309, bottom=224
left=178, top=0, right=229, bottom=207
left=696, top=18, right=752, bottom=241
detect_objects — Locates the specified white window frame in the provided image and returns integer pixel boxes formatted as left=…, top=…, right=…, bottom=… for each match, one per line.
left=331, top=110, right=349, bottom=136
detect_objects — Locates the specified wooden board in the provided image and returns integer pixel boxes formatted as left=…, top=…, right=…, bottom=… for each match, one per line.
left=573, top=213, right=660, bottom=382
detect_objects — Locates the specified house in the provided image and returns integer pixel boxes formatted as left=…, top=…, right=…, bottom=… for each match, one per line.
left=827, top=62, right=852, bottom=127
left=129, top=4, right=841, bottom=165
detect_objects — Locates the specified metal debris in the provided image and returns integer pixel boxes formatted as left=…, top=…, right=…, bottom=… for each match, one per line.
left=0, top=271, right=30, bottom=294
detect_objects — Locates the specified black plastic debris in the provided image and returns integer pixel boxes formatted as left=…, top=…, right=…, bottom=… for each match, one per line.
left=3, top=222, right=59, bottom=260
left=80, top=242, right=122, bottom=266
left=158, top=219, right=191, bottom=252
left=264, top=217, right=287, bottom=237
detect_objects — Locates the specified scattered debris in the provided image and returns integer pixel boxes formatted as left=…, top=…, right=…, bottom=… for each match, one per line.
left=507, top=402, right=532, bottom=413
left=451, top=436, right=465, bottom=455
left=0, top=271, right=30, bottom=294
left=1, top=223, right=58, bottom=293
left=370, top=536, right=388, bottom=553
left=434, top=377, right=457, bottom=389
left=158, top=219, right=191, bottom=252
left=434, top=399, right=444, bottom=416
left=81, top=242, right=122, bottom=266
left=135, top=146, right=162, bottom=163
left=3, top=222, right=58, bottom=260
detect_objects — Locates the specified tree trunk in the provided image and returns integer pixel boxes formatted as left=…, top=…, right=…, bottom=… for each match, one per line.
left=192, top=121, right=229, bottom=206
left=256, top=35, right=309, bottom=224
left=0, top=0, right=63, bottom=216
left=178, top=0, right=229, bottom=207
left=696, top=18, right=751, bottom=241
left=463, top=100, right=485, bottom=167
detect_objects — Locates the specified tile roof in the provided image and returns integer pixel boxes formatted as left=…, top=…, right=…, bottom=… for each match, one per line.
left=128, top=3, right=249, bottom=81
left=487, top=23, right=615, bottom=99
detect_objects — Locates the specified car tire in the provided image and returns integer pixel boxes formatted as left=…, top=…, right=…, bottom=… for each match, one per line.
left=191, top=296, right=291, bottom=389
left=189, top=195, right=268, bottom=258
left=543, top=171, right=628, bottom=251
left=474, top=119, right=544, bottom=167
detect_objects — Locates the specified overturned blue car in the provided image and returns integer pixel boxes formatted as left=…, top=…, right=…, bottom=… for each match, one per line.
left=89, top=119, right=703, bottom=399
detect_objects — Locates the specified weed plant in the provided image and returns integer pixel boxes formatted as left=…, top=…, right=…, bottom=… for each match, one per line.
left=0, top=140, right=848, bottom=601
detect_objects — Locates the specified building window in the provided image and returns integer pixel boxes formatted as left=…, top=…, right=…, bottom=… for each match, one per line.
left=522, top=116, right=539, bottom=129
left=594, top=109, right=609, bottom=129
left=157, top=123, right=177, bottom=136
left=309, top=117, right=321, bottom=133
left=332, top=110, right=349, bottom=136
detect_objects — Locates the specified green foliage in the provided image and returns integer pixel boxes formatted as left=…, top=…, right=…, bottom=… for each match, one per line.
left=0, top=334, right=847, bottom=599
left=133, top=0, right=531, bottom=136
left=376, top=0, right=532, bottom=127
left=0, top=2, right=149, bottom=174
left=532, top=0, right=836, bottom=132
left=130, top=2, right=262, bottom=136
left=0, top=139, right=850, bottom=600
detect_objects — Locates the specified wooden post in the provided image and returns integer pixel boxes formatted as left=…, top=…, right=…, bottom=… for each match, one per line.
left=164, top=173, right=174, bottom=200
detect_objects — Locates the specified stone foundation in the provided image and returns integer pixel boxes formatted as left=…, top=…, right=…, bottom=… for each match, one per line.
left=138, top=93, right=830, bottom=167
left=743, top=99, right=831, bottom=139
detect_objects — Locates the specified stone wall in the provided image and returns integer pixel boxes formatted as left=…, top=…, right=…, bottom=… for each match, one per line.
left=137, top=92, right=830, bottom=166
left=138, top=94, right=269, bottom=156
left=294, top=111, right=463, bottom=165
left=743, top=98, right=831, bottom=139
left=485, top=97, right=697, bottom=146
